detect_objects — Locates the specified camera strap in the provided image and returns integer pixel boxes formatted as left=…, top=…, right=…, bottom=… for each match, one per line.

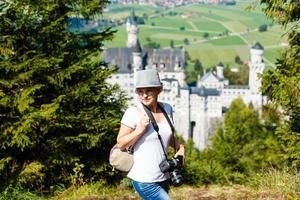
left=141, top=102, right=175, bottom=160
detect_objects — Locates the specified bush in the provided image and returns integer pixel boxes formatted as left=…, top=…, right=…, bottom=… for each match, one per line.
left=258, top=24, right=268, bottom=32
left=183, top=99, right=284, bottom=185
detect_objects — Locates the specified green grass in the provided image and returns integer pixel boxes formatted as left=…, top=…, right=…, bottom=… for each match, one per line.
left=189, top=18, right=227, bottom=32
left=146, top=16, right=194, bottom=29
left=243, top=25, right=288, bottom=46
left=207, top=36, right=246, bottom=46
left=186, top=43, right=249, bottom=69
left=0, top=186, right=48, bottom=200
left=264, top=48, right=282, bottom=64
left=249, top=168, right=300, bottom=199
left=3, top=169, right=299, bottom=200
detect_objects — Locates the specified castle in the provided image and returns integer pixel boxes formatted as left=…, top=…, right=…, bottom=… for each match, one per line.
left=104, top=10, right=266, bottom=150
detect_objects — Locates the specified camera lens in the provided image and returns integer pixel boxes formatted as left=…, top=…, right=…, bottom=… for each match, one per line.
left=170, top=169, right=183, bottom=187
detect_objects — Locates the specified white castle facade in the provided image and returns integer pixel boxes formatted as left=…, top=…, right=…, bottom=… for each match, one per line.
left=105, top=11, right=266, bottom=150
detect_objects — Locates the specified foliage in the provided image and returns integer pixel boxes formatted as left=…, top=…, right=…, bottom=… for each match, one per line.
left=258, top=24, right=268, bottom=32
left=0, top=0, right=127, bottom=192
left=143, top=41, right=160, bottom=49
left=194, top=59, right=204, bottom=76
left=203, top=32, right=209, bottom=38
left=183, top=38, right=189, bottom=45
left=53, top=179, right=136, bottom=200
left=170, top=40, right=174, bottom=48
left=234, top=56, right=242, bottom=64
left=136, top=16, right=145, bottom=25
left=258, top=0, right=300, bottom=166
left=0, top=185, right=46, bottom=200
left=223, top=64, right=249, bottom=85
left=183, top=98, right=284, bottom=185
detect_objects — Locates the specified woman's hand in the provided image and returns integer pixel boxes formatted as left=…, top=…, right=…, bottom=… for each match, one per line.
left=175, top=144, right=185, bottom=160
left=135, top=114, right=150, bottom=135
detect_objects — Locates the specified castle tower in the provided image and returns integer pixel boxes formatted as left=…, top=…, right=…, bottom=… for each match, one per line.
left=216, top=62, right=224, bottom=79
left=133, top=39, right=143, bottom=72
left=126, top=9, right=138, bottom=48
left=248, top=42, right=265, bottom=94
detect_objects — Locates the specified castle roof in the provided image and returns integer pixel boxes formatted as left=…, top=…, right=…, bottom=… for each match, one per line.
left=224, top=85, right=249, bottom=89
left=200, top=70, right=217, bottom=81
left=190, top=86, right=220, bottom=97
left=127, top=9, right=137, bottom=25
left=133, top=39, right=142, bottom=53
left=217, top=62, right=224, bottom=67
left=200, top=70, right=228, bottom=82
left=161, top=78, right=178, bottom=82
left=252, top=42, right=264, bottom=50
left=103, top=47, right=185, bottom=73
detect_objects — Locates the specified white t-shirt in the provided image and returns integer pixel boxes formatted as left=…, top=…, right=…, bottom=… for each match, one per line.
left=121, top=102, right=173, bottom=183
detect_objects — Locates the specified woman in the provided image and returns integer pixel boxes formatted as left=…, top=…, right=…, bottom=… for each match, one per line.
left=116, top=69, right=185, bottom=200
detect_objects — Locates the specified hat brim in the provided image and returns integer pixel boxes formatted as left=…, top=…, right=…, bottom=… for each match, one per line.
left=135, top=84, right=162, bottom=88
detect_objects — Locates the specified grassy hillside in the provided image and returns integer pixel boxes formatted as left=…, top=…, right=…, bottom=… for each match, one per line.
left=103, top=1, right=288, bottom=69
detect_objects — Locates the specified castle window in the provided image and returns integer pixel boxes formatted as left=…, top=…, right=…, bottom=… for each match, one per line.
left=127, top=64, right=132, bottom=70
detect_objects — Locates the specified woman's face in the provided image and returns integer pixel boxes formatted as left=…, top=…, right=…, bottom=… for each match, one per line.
left=136, top=87, right=162, bottom=106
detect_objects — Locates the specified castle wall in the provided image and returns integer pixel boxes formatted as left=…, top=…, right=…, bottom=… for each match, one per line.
left=174, top=88, right=190, bottom=141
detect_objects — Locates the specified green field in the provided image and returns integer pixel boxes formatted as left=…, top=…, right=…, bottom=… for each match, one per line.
left=103, top=1, right=288, bottom=69
left=104, top=4, right=164, bottom=19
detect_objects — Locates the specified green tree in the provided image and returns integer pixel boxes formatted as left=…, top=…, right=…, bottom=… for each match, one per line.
left=183, top=38, right=189, bottom=45
left=209, top=99, right=281, bottom=182
left=258, top=24, right=268, bottom=32
left=0, top=0, right=126, bottom=191
left=170, top=40, right=174, bottom=48
left=144, top=41, right=160, bottom=49
left=258, top=0, right=300, bottom=166
left=223, top=64, right=249, bottom=85
left=203, top=32, right=209, bottom=38
left=194, top=59, right=203, bottom=76
left=142, top=13, right=148, bottom=20
left=234, top=55, right=242, bottom=64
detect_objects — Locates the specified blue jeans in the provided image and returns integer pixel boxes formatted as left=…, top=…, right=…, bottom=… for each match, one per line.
left=131, top=180, right=171, bottom=200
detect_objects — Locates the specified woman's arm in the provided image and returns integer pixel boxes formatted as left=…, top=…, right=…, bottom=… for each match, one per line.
left=116, top=114, right=149, bottom=150
left=170, top=136, right=185, bottom=157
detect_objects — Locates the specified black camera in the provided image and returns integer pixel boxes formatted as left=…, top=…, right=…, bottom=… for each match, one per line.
left=159, top=155, right=183, bottom=186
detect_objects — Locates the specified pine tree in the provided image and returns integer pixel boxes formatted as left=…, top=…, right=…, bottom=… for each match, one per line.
left=0, top=0, right=127, bottom=191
